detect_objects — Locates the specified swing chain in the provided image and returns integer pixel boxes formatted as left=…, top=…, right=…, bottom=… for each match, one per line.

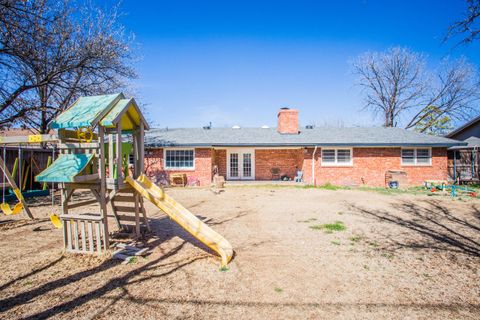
left=2, top=145, right=5, bottom=202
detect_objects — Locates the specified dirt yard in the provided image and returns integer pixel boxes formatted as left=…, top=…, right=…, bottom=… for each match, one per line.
left=0, top=186, right=479, bottom=319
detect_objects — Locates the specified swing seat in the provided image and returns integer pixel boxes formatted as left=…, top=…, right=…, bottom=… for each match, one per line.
left=50, top=214, right=62, bottom=228
left=1, top=202, right=13, bottom=215
left=11, top=202, right=23, bottom=215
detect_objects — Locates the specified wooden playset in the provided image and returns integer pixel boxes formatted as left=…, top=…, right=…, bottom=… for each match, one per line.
left=0, top=93, right=233, bottom=266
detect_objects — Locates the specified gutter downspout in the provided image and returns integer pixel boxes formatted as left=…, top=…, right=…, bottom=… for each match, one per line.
left=312, top=146, right=318, bottom=186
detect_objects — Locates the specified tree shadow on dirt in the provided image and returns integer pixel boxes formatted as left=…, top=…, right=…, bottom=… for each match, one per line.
left=348, top=199, right=480, bottom=257
left=0, top=209, right=241, bottom=318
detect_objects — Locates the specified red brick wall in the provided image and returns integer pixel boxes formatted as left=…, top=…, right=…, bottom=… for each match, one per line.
left=213, top=149, right=227, bottom=177
left=312, top=147, right=448, bottom=187
left=145, top=146, right=448, bottom=187
left=302, top=148, right=319, bottom=184
left=255, top=149, right=304, bottom=180
left=144, top=148, right=213, bottom=186
left=277, top=109, right=299, bottom=134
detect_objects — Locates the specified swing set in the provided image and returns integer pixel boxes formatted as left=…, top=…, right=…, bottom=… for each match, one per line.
left=1, top=146, right=23, bottom=215
left=0, top=128, right=93, bottom=221
left=0, top=144, right=33, bottom=218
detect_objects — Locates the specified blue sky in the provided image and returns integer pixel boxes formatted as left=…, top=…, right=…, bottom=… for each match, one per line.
left=109, top=0, right=479, bottom=128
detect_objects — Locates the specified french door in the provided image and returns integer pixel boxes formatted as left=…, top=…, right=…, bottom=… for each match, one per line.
left=227, top=149, right=255, bottom=180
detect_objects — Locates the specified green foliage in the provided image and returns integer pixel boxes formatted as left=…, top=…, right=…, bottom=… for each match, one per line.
left=309, top=221, right=346, bottom=232
left=274, top=287, right=283, bottom=293
left=318, top=182, right=342, bottom=190
left=349, top=235, right=362, bottom=243
left=413, top=105, right=454, bottom=135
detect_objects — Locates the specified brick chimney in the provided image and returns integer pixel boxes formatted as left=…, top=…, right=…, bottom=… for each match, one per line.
left=277, top=108, right=299, bottom=134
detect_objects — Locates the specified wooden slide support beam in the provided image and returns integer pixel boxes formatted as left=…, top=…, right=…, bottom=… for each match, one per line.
left=140, top=197, right=150, bottom=232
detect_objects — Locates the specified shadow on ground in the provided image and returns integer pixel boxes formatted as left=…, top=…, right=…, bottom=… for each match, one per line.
left=0, top=207, right=244, bottom=319
left=348, top=199, right=480, bottom=257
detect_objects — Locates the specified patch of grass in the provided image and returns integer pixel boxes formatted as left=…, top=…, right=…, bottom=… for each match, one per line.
left=219, top=266, right=229, bottom=272
left=301, top=183, right=350, bottom=190
left=318, top=182, right=342, bottom=190
left=274, top=287, right=283, bottom=293
left=331, top=240, right=341, bottom=245
left=297, top=218, right=317, bottom=223
left=127, top=256, right=137, bottom=264
left=23, top=280, right=33, bottom=286
left=357, top=186, right=427, bottom=196
left=368, top=240, right=379, bottom=248
left=310, top=221, right=346, bottom=232
left=349, top=235, right=362, bottom=243
left=337, top=211, right=344, bottom=215
left=381, top=252, right=394, bottom=260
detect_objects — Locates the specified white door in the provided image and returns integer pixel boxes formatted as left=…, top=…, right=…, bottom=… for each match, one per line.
left=227, top=149, right=254, bottom=180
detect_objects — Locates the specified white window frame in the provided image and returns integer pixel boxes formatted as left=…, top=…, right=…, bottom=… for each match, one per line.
left=321, top=147, right=353, bottom=166
left=164, top=148, right=195, bottom=170
left=401, top=147, right=432, bottom=166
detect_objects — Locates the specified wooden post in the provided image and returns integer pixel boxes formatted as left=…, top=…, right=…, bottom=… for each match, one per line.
left=108, top=133, right=114, bottom=179
left=134, top=193, right=140, bottom=236
left=99, top=126, right=109, bottom=250
left=0, top=155, right=34, bottom=219
left=116, top=122, right=123, bottom=186
left=139, top=122, right=145, bottom=174
left=132, top=130, right=138, bottom=178
left=104, top=189, right=122, bottom=230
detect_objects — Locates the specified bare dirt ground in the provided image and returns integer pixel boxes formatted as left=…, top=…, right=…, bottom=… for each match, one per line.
left=0, top=186, right=479, bottom=319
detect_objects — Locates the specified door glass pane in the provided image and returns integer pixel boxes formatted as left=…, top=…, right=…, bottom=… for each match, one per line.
left=230, top=153, right=239, bottom=177
left=243, top=153, right=252, bottom=177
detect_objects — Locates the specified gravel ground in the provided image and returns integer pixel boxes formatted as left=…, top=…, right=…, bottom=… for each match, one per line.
left=0, top=186, right=479, bottom=319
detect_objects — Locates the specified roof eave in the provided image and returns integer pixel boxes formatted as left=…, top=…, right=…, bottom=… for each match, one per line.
left=445, top=115, right=480, bottom=138
left=145, top=142, right=466, bottom=148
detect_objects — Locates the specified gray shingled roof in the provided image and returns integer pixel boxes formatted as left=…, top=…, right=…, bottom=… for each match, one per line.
left=449, top=136, right=480, bottom=150
left=145, top=126, right=464, bottom=147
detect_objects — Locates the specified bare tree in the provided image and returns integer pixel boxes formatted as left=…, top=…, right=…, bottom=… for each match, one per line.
left=445, top=0, right=480, bottom=45
left=352, top=47, right=427, bottom=127
left=352, top=47, right=480, bottom=132
left=0, top=0, right=136, bottom=133
left=406, top=58, right=480, bottom=132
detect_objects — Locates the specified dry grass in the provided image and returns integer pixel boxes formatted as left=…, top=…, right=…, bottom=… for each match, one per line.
left=0, top=187, right=479, bottom=319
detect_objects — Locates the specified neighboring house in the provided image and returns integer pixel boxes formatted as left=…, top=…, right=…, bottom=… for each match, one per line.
left=445, top=116, right=480, bottom=183
left=144, top=108, right=462, bottom=187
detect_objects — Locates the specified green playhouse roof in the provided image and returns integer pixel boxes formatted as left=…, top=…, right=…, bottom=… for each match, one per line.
left=50, top=93, right=149, bottom=130
left=36, top=154, right=94, bottom=183
left=50, top=93, right=123, bottom=129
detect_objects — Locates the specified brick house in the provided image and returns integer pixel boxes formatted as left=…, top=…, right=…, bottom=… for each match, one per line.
left=144, top=108, right=463, bottom=187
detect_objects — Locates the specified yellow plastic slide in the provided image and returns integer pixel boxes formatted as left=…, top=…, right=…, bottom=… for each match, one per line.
left=125, top=174, right=233, bottom=267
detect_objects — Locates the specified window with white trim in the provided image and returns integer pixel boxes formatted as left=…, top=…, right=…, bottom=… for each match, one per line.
left=165, top=149, right=195, bottom=169
left=401, top=148, right=431, bottom=165
left=321, top=148, right=352, bottom=165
